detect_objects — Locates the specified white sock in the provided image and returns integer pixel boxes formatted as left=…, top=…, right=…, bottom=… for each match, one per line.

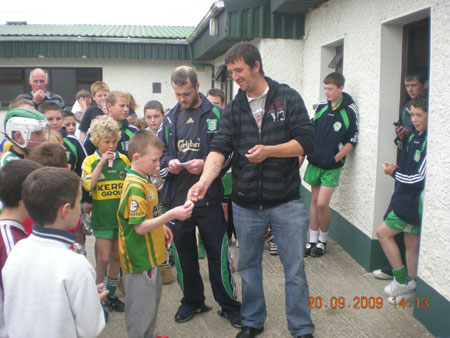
left=319, top=231, right=329, bottom=243
left=309, top=230, right=319, bottom=243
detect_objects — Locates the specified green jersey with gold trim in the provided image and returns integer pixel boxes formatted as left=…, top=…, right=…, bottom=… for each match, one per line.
left=81, top=150, right=130, bottom=231
left=117, top=168, right=166, bottom=273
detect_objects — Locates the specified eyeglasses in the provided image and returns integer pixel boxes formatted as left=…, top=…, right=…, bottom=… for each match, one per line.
left=64, top=122, right=76, bottom=127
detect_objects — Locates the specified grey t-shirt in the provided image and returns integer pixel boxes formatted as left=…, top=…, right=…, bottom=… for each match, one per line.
left=248, top=86, right=269, bottom=133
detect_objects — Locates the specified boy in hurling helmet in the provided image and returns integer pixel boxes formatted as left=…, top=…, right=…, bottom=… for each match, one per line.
left=1, top=107, right=48, bottom=167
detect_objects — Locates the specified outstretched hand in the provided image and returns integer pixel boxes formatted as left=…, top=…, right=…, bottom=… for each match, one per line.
left=187, top=181, right=208, bottom=202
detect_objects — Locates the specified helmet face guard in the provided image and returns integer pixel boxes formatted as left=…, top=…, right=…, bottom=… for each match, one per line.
left=3, top=108, right=49, bottom=151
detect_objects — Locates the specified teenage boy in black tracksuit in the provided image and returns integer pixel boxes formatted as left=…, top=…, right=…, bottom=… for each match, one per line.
left=158, top=66, right=241, bottom=329
left=304, top=72, right=358, bottom=257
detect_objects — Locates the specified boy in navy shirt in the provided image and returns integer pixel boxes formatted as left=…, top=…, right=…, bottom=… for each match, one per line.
left=376, top=93, right=428, bottom=303
left=304, top=72, right=358, bottom=257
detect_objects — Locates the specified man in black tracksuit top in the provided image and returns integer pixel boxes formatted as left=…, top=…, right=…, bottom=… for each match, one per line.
left=187, top=43, right=315, bottom=338
left=158, top=66, right=241, bottom=328
left=303, top=72, right=358, bottom=258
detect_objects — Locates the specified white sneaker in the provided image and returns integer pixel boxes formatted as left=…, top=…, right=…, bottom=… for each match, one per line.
left=387, top=291, right=415, bottom=305
left=384, top=279, right=416, bottom=297
left=372, top=269, right=394, bottom=280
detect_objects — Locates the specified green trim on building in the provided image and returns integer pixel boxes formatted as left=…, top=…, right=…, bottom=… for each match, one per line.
left=300, top=184, right=388, bottom=272
left=300, top=184, right=450, bottom=336
left=414, top=278, right=450, bottom=337
left=0, top=41, right=190, bottom=60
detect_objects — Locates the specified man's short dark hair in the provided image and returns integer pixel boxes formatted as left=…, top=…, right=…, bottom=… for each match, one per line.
left=22, top=167, right=80, bottom=226
left=411, top=92, right=429, bottom=113
left=128, top=129, right=164, bottom=159
left=28, top=142, right=68, bottom=168
left=38, top=101, right=62, bottom=114
left=323, top=72, right=345, bottom=87
left=143, top=100, right=164, bottom=115
left=0, top=160, right=42, bottom=208
left=206, top=89, right=225, bottom=104
left=171, top=66, right=198, bottom=87
left=406, top=68, right=428, bottom=85
left=224, top=42, right=264, bottom=75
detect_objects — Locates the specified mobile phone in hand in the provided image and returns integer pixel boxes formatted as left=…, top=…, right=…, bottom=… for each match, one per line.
left=393, top=122, right=400, bottom=127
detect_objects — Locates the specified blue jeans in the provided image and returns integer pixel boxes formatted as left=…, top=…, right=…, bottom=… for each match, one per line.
left=233, top=200, right=314, bottom=337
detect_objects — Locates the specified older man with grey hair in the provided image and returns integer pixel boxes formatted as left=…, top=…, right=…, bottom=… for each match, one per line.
left=16, top=68, right=65, bottom=110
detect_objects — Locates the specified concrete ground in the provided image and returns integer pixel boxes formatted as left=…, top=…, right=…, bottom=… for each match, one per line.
left=86, top=237, right=432, bottom=338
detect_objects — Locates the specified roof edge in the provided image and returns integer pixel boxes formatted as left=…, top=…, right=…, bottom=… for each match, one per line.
left=0, top=35, right=188, bottom=45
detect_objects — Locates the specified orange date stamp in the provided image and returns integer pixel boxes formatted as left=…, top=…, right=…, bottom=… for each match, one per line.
left=308, top=296, right=429, bottom=310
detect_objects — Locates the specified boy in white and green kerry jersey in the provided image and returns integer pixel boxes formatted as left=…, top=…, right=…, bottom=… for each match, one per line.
left=117, top=130, right=193, bottom=338
left=81, top=115, right=130, bottom=314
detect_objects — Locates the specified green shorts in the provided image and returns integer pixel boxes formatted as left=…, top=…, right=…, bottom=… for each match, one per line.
left=93, top=228, right=119, bottom=239
left=384, top=211, right=419, bottom=235
left=304, top=163, right=341, bottom=188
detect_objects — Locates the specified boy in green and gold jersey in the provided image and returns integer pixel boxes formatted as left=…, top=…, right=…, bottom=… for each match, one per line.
left=117, top=130, right=193, bottom=338
left=81, top=115, right=130, bottom=314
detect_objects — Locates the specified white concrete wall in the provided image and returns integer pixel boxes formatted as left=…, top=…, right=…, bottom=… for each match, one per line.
left=0, top=58, right=211, bottom=117
left=296, top=0, right=450, bottom=300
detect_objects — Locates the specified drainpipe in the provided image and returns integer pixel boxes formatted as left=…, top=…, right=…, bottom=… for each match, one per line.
left=189, top=44, right=215, bottom=89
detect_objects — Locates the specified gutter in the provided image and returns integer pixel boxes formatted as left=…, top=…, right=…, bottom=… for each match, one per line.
left=189, top=44, right=215, bottom=89
left=186, top=1, right=225, bottom=89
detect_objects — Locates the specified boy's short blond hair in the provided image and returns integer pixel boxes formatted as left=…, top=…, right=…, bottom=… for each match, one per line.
left=106, top=91, right=129, bottom=107
left=90, top=81, right=110, bottom=97
left=128, top=129, right=164, bottom=159
left=90, top=115, right=121, bottom=145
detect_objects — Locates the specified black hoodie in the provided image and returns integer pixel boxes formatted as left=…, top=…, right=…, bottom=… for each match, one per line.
left=211, top=77, right=315, bottom=210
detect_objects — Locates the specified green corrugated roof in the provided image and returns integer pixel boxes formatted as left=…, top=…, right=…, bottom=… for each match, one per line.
left=0, top=24, right=194, bottom=39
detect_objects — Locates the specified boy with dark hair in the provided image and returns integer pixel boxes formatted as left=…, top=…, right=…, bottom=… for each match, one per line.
left=0, top=159, right=42, bottom=336
left=143, top=100, right=164, bottom=133
left=304, top=72, right=359, bottom=257
left=28, top=142, right=69, bottom=168
left=376, top=93, right=428, bottom=303
left=206, top=88, right=225, bottom=108
left=118, top=130, right=193, bottom=338
left=62, top=110, right=78, bottom=136
left=394, top=68, right=429, bottom=150
left=39, top=101, right=87, bottom=176
left=2, top=167, right=106, bottom=337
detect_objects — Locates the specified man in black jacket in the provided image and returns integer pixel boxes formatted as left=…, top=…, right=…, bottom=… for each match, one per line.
left=188, top=43, right=315, bottom=338
left=158, top=66, right=242, bottom=329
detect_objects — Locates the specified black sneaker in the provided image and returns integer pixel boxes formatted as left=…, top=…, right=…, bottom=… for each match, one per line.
left=304, top=242, right=317, bottom=257
left=310, top=241, right=327, bottom=257
left=218, top=310, right=243, bottom=328
left=105, top=295, right=125, bottom=312
left=174, top=304, right=212, bottom=323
